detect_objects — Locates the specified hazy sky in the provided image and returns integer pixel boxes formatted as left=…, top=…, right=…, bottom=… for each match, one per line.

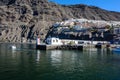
left=49, top=0, right=120, bottom=12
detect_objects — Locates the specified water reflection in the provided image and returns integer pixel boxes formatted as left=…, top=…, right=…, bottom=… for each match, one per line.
left=44, top=49, right=113, bottom=69
left=1, top=43, right=120, bottom=80
left=36, top=50, right=41, bottom=62
left=50, top=50, right=62, bottom=64
left=44, top=50, right=84, bottom=72
left=11, top=50, right=17, bottom=58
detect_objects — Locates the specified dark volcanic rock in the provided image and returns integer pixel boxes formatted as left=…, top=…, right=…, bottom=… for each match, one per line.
left=0, top=0, right=120, bottom=42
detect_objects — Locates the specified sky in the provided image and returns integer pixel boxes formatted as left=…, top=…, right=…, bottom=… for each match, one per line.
left=49, top=0, right=120, bottom=12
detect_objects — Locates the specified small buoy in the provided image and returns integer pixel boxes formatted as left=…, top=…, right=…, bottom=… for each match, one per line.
left=11, top=45, right=16, bottom=50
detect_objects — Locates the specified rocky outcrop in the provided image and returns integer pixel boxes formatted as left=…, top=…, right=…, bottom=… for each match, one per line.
left=0, top=0, right=120, bottom=42
left=63, top=4, right=120, bottom=21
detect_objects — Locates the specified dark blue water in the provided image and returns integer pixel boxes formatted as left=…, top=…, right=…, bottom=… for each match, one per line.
left=0, top=43, right=120, bottom=80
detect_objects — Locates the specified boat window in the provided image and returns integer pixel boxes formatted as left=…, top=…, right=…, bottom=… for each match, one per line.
left=78, top=42, right=84, bottom=44
left=53, top=40, right=55, bottom=42
left=56, top=39, right=58, bottom=42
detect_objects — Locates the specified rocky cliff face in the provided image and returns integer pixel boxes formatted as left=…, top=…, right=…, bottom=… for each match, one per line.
left=0, top=0, right=120, bottom=42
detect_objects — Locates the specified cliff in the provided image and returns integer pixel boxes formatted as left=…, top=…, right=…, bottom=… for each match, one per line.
left=0, top=0, right=120, bottom=42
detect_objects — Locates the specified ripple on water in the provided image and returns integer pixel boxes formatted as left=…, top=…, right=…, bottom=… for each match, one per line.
left=0, top=43, right=120, bottom=80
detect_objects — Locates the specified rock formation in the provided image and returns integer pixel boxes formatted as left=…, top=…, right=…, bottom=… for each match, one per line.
left=0, top=0, right=120, bottom=42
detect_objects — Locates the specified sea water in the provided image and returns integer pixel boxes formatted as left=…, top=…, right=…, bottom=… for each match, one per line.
left=0, top=43, right=120, bottom=80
